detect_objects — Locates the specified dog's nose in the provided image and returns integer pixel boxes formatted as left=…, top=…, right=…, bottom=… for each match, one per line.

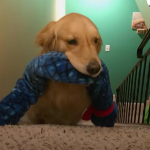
left=86, top=61, right=100, bottom=75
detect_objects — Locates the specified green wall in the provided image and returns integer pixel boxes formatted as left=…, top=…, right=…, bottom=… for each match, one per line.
left=0, top=0, right=56, bottom=99
left=66, top=0, right=145, bottom=94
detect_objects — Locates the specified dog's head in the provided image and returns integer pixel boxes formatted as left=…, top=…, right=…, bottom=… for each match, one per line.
left=35, top=13, right=103, bottom=77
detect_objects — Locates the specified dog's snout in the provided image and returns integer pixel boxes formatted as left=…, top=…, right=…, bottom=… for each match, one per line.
left=87, top=61, right=100, bottom=75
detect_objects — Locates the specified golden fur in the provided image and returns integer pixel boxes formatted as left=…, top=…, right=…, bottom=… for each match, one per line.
left=26, top=13, right=102, bottom=125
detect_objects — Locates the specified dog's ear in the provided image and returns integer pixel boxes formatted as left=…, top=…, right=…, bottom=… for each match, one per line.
left=96, top=35, right=103, bottom=53
left=35, top=21, right=56, bottom=51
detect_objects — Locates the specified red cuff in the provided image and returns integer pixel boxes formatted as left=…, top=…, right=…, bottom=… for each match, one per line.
left=82, top=106, right=92, bottom=121
left=82, top=102, right=114, bottom=121
left=92, top=102, right=114, bottom=117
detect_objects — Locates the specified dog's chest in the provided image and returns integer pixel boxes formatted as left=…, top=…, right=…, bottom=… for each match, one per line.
left=36, top=81, right=91, bottom=124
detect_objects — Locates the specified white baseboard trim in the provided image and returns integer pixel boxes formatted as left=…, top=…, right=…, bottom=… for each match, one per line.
left=113, top=94, right=116, bottom=102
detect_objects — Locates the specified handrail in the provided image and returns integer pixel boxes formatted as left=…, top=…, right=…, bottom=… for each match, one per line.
left=137, top=29, right=150, bottom=58
left=116, top=28, right=150, bottom=125
left=116, top=29, right=150, bottom=91
left=116, top=48, right=150, bottom=91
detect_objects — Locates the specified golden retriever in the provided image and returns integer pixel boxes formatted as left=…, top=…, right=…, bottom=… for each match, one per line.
left=25, top=13, right=103, bottom=125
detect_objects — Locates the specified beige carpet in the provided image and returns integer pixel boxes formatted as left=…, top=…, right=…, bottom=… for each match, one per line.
left=0, top=123, right=150, bottom=150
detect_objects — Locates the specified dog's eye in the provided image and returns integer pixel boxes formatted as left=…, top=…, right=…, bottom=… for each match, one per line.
left=67, top=39, right=77, bottom=45
left=94, top=38, right=98, bottom=44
